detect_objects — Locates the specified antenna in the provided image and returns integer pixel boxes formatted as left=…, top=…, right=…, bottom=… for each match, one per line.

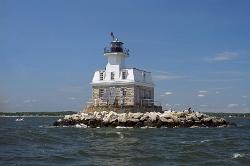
left=110, top=32, right=115, bottom=41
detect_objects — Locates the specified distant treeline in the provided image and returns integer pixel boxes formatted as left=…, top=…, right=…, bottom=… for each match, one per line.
left=0, top=111, right=78, bottom=117
left=206, top=112, right=250, bottom=118
left=0, top=111, right=249, bottom=118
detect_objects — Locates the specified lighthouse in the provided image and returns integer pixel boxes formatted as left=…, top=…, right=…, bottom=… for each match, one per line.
left=85, top=33, right=162, bottom=113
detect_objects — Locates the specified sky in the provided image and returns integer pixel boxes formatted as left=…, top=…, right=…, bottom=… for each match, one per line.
left=1, top=0, right=250, bottom=113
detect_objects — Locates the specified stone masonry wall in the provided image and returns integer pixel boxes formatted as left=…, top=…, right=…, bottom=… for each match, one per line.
left=134, top=86, right=154, bottom=105
left=92, top=85, right=135, bottom=106
left=91, top=85, right=154, bottom=107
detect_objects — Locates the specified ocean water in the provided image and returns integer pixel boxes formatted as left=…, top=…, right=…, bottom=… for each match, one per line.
left=0, top=116, right=250, bottom=166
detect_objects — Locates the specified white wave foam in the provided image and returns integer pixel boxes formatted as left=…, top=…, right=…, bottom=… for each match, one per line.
left=115, top=126, right=133, bottom=129
left=180, top=140, right=197, bottom=144
left=232, top=153, right=244, bottom=159
left=200, top=139, right=210, bottom=143
left=39, top=125, right=58, bottom=128
left=116, top=132, right=124, bottom=139
left=180, top=139, right=210, bottom=144
left=140, top=126, right=157, bottom=128
left=75, top=124, right=88, bottom=128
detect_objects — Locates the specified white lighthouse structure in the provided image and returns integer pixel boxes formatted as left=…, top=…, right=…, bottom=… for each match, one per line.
left=85, top=33, right=161, bottom=113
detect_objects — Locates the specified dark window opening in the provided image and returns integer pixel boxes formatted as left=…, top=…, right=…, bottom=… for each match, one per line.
left=111, top=72, right=115, bottom=80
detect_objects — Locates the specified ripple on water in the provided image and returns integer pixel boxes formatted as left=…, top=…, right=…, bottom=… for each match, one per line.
left=1, top=117, right=250, bottom=166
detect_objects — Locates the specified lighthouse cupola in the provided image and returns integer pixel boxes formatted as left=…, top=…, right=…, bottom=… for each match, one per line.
left=104, top=32, right=129, bottom=70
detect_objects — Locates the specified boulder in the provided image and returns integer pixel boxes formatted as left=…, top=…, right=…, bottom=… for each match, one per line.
left=130, top=112, right=143, bottom=119
left=140, top=112, right=149, bottom=121
left=127, top=118, right=140, bottom=123
left=160, top=111, right=173, bottom=119
left=93, top=111, right=103, bottom=120
left=195, top=112, right=204, bottom=119
left=186, top=114, right=199, bottom=121
left=148, top=112, right=160, bottom=121
left=203, top=117, right=212, bottom=123
left=159, top=116, right=169, bottom=123
left=176, top=112, right=186, bottom=118
left=118, top=113, right=127, bottom=123
left=64, top=115, right=71, bottom=120
left=103, top=111, right=118, bottom=123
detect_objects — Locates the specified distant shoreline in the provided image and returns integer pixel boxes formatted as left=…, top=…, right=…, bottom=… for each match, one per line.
left=0, top=115, right=63, bottom=117
left=0, top=111, right=78, bottom=117
left=0, top=111, right=249, bottom=118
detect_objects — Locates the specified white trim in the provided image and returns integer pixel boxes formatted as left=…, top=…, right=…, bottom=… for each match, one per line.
left=91, top=81, right=154, bottom=88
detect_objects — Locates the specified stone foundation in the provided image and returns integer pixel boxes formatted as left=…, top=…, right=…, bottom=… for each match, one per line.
left=84, top=105, right=162, bottom=113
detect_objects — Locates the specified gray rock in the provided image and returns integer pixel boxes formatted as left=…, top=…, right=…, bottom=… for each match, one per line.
left=118, top=113, right=127, bottom=123
left=140, top=113, right=149, bottom=121
left=148, top=112, right=159, bottom=121
left=130, top=112, right=143, bottom=119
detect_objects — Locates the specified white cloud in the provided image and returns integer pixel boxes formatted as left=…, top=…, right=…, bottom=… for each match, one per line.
left=160, top=91, right=173, bottom=97
left=191, top=78, right=243, bottom=82
left=242, top=95, right=248, bottom=98
left=208, top=71, right=244, bottom=75
left=227, top=104, right=239, bottom=108
left=165, top=92, right=173, bottom=95
left=68, top=97, right=77, bottom=100
left=212, top=52, right=239, bottom=61
left=153, top=74, right=184, bottom=81
left=23, top=99, right=37, bottom=104
left=152, top=70, right=185, bottom=81
left=215, top=91, right=220, bottom=94
left=199, top=90, right=208, bottom=93
left=205, top=51, right=239, bottom=62
left=200, top=104, right=208, bottom=107
left=2, top=100, right=9, bottom=104
left=212, top=87, right=232, bottom=90
left=197, top=90, right=208, bottom=97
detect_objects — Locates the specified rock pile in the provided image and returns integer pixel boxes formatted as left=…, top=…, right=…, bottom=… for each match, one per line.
left=53, top=111, right=235, bottom=128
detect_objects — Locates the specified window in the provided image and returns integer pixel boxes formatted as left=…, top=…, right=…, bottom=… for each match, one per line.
left=99, top=89, right=104, bottom=98
left=145, top=90, right=150, bottom=98
left=111, top=72, right=115, bottom=80
left=139, top=88, right=144, bottom=98
left=120, top=88, right=126, bottom=97
left=99, top=72, right=104, bottom=81
left=148, top=90, right=152, bottom=99
left=122, top=71, right=127, bottom=79
left=142, top=72, right=146, bottom=81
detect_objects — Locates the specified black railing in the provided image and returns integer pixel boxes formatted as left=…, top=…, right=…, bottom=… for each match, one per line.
left=104, top=47, right=129, bottom=55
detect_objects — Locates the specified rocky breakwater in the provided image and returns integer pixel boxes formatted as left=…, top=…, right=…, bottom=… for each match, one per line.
left=53, top=111, right=236, bottom=128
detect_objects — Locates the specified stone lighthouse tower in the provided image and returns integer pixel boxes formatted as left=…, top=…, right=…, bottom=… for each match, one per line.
left=85, top=33, right=162, bottom=113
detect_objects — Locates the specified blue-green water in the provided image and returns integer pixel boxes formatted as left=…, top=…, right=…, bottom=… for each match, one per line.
left=0, top=116, right=250, bottom=166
